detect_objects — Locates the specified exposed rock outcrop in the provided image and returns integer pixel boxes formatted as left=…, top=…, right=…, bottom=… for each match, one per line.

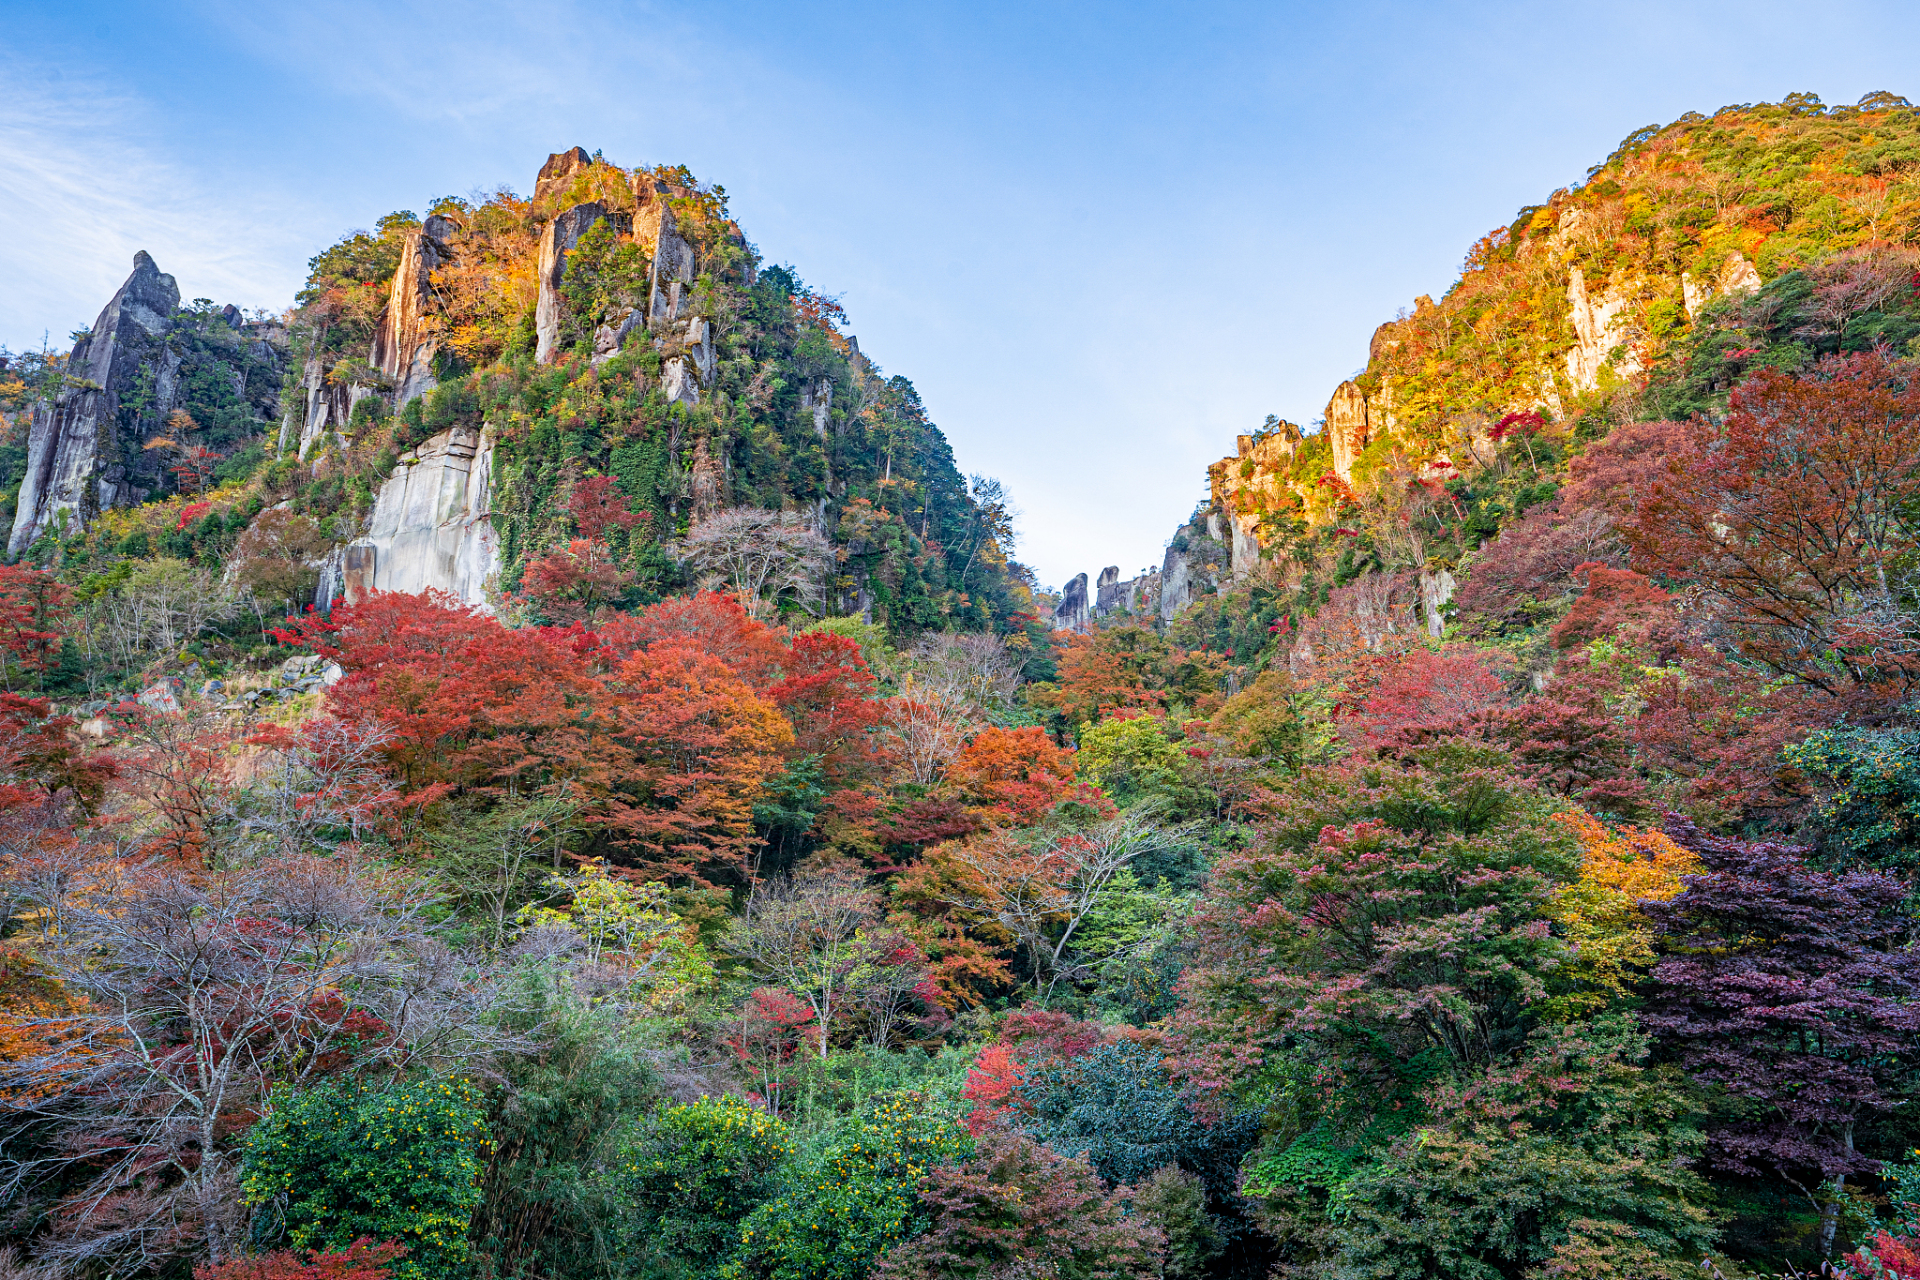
left=12, top=254, right=284, bottom=552
left=636, top=186, right=696, bottom=329
left=535, top=202, right=608, bottom=364
left=370, top=214, right=454, bottom=406
left=534, top=146, right=593, bottom=203
left=337, top=426, right=499, bottom=610
left=283, top=358, right=373, bottom=460
left=1160, top=542, right=1196, bottom=621
left=9, top=252, right=181, bottom=553
left=1325, top=381, right=1370, bottom=483
left=1564, top=266, right=1645, bottom=393
left=1054, top=573, right=1090, bottom=632
left=1680, top=249, right=1763, bottom=320
left=1418, top=567, right=1456, bottom=639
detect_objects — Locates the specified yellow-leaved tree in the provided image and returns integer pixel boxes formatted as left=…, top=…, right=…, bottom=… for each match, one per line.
left=1546, top=811, right=1701, bottom=1017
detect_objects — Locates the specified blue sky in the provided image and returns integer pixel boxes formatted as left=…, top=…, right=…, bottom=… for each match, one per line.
left=4, top=0, right=1917, bottom=588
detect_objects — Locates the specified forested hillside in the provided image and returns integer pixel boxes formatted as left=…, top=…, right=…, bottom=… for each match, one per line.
left=3, top=96, right=1920, bottom=1280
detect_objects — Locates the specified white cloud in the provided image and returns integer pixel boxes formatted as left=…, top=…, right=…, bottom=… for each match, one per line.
left=0, top=56, right=314, bottom=350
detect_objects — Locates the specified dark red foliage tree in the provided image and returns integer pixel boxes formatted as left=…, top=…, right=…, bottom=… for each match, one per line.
left=1629, top=352, right=1920, bottom=708
left=1642, top=816, right=1920, bottom=1258
left=1453, top=420, right=1683, bottom=636
left=872, top=1130, right=1162, bottom=1280
left=0, top=564, right=70, bottom=682
left=769, top=631, right=883, bottom=787
left=1550, top=566, right=1674, bottom=650
left=1342, top=645, right=1509, bottom=748
left=567, top=474, right=648, bottom=540
left=591, top=591, right=788, bottom=692
left=1484, top=694, right=1645, bottom=818
left=193, top=1238, right=407, bottom=1280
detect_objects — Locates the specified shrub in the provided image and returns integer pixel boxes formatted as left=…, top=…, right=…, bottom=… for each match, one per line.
left=1327, top=1019, right=1717, bottom=1280
left=1132, top=1165, right=1222, bottom=1280
left=872, top=1131, right=1163, bottom=1280
left=723, top=1094, right=971, bottom=1280
left=622, top=1096, right=793, bottom=1267
left=1075, top=715, right=1203, bottom=813
left=193, top=1239, right=407, bottom=1280
left=1014, top=1040, right=1258, bottom=1199
left=239, top=1077, right=487, bottom=1280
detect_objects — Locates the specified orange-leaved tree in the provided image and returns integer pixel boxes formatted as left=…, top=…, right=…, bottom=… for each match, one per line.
left=599, top=642, right=791, bottom=885
left=942, top=726, right=1076, bottom=826
left=897, top=811, right=1181, bottom=1002
left=1035, top=625, right=1226, bottom=728
left=278, top=591, right=609, bottom=794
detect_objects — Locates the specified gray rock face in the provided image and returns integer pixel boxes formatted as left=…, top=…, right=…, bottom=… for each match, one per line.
left=1564, top=266, right=1644, bottom=393
left=1419, top=567, right=1456, bottom=639
left=10, top=252, right=180, bottom=554
left=1054, top=573, right=1091, bottom=632
left=535, top=203, right=608, bottom=364
left=339, top=425, right=500, bottom=610
left=284, top=358, right=376, bottom=460
left=371, top=214, right=454, bottom=406
left=800, top=377, right=832, bottom=435
left=635, top=190, right=696, bottom=329
left=1160, top=543, right=1194, bottom=620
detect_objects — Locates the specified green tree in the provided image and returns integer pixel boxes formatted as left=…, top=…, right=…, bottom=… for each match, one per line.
left=470, top=985, right=659, bottom=1280
left=1322, top=1019, right=1718, bottom=1280
left=722, top=1094, right=971, bottom=1280
left=620, top=1096, right=793, bottom=1274
left=240, top=1077, right=488, bottom=1280
left=1785, top=726, right=1920, bottom=875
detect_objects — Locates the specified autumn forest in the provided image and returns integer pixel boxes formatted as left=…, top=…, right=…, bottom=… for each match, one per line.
left=2, top=92, right=1920, bottom=1280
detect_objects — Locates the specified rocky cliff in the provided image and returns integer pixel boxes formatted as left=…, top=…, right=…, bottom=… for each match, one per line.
left=10, top=146, right=1034, bottom=648
left=370, top=214, right=455, bottom=406
left=329, top=425, right=498, bottom=610
left=265, top=145, right=1027, bottom=638
left=323, top=148, right=739, bottom=612
left=1195, top=97, right=1904, bottom=590
left=10, top=252, right=285, bottom=554
left=1051, top=96, right=1914, bottom=642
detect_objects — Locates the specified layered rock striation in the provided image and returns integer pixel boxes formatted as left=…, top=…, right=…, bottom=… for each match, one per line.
left=370, top=214, right=455, bottom=406
left=333, top=425, right=499, bottom=610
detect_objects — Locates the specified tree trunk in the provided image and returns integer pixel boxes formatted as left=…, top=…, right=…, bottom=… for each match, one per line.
left=1817, top=1119, right=1855, bottom=1259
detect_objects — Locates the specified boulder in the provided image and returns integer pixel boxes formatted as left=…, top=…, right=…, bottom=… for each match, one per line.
left=1719, top=250, right=1762, bottom=299
left=1419, top=568, right=1456, bottom=639
left=661, top=357, right=699, bottom=406
left=137, top=677, right=184, bottom=715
